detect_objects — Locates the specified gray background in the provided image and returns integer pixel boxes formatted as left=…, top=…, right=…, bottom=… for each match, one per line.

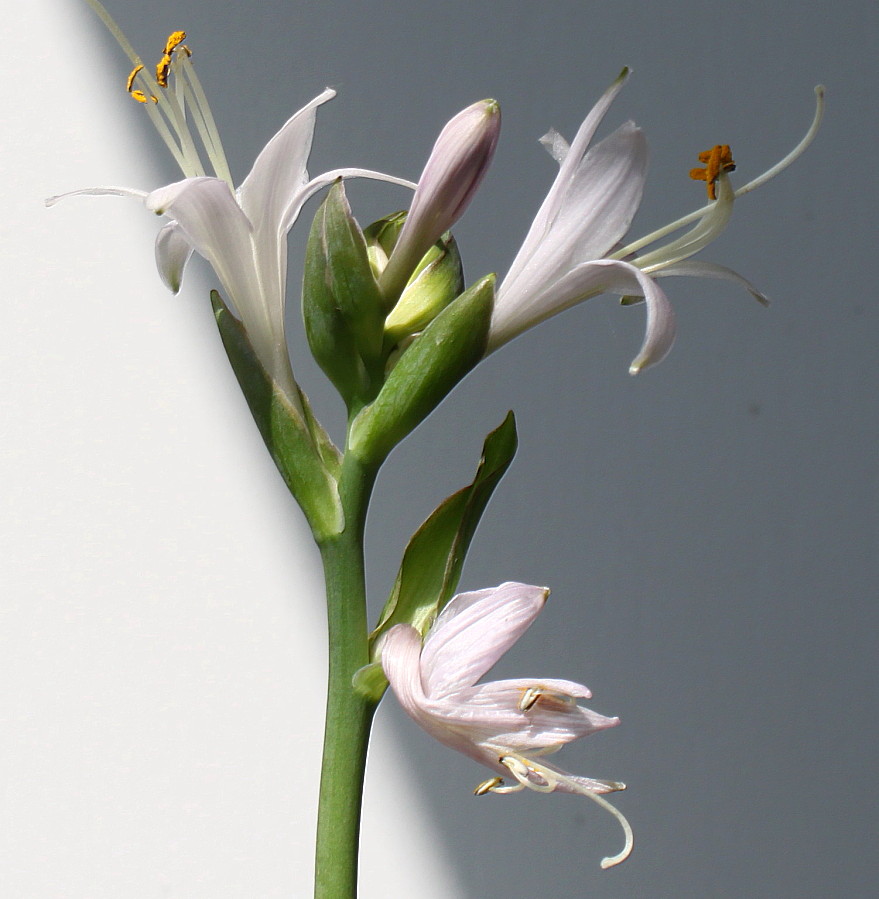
left=30, top=0, right=879, bottom=896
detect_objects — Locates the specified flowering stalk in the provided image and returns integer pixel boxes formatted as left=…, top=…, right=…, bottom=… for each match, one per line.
left=51, top=3, right=824, bottom=892
left=313, top=451, right=380, bottom=897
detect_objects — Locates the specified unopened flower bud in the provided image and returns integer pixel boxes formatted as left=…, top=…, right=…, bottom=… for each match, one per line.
left=378, top=99, right=500, bottom=301
left=383, top=233, right=465, bottom=344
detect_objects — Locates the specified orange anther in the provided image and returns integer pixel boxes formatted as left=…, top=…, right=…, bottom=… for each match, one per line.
left=162, top=31, right=187, bottom=56
left=130, top=89, right=158, bottom=104
left=155, top=31, right=190, bottom=89
left=126, top=64, right=157, bottom=103
left=155, top=52, right=173, bottom=88
left=689, top=144, right=736, bottom=200
left=126, top=64, right=143, bottom=92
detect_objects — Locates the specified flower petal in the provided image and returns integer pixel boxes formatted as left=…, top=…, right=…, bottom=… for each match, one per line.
left=379, top=99, right=501, bottom=299
left=381, top=624, right=428, bottom=719
left=491, top=256, right=675, bottom=374
left=280, top=167, right=417, bottom=237
left=382, top=623, right=517, bottom=769
left=236, top=88, right=336, bottom=232
left=497, top=123, right=648, bottom=322
left=538, top=128, right=569, bottom=164
left=656, top=259, right=770, bottom=306
left=154, top=221, right=193, bottom=294
left=515, top=68, right=630, bottom=266
left=443, top=678, right=618, bottom=751
left=45, top=186, right=149, bottom=207
left=146, top=178, right=257, bottom=318
left=420, top=582, right=548, bottom=696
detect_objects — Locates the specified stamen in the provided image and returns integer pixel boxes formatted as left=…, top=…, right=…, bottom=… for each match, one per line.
left=155, top=53, right=172, bottom=89
left=496, top=752, right=633, bottom=868
left=632, top=172, right=735, bottom=273
left=129, top=89, right=158, bottom=105
left=162, top=30, right=188, bottom=56
left=519, top=687, right=542, bottom=711
left=126, top=64, right=143, bottom=92
left=485, top=781, right=525, bottom=795
left=474, top=777, right=504, bottom=795
left=500, top=755, right=555, bottom=793
left=126, top=64, right=157, bottom=104
left=611, top=86, right=825, bottom=261
left=174, top=54, right=234, bottom=185
left=689, top=144, right=736, bottom=200
left=155, top=31, right=188, bottom=90
left=584, top=790, right=635, bottom=870
left=519, top=685, right=578, bottom=712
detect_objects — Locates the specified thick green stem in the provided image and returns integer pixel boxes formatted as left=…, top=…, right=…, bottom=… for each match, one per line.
left=313, top=452, right=378, bottom=898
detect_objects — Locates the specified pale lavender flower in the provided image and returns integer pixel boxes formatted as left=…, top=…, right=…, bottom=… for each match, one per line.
left=488, top=70, right=824, bottom=373
left=381, top=581, right=633, bottom=869
left=378, top=99, right=501, bottom=301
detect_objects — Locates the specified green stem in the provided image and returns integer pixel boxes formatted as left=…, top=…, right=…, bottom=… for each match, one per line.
left=313, top=451, right=379, bottom=898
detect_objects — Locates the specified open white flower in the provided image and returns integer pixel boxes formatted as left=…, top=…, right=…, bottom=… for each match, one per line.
left=47, top=0, right=413, bottom=409
left=488, top=70, right=824, bottom=373
left=381, top=581, right=633, bottom=869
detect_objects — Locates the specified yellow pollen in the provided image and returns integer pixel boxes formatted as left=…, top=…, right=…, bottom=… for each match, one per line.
left=689, top=144, right=736, bottom=200
left=126, top=64, right=157, bottom=103
left=154, top=30, right=190, bottom=89
left=155, top=53, right=172, bottom=88
left=126, top=63, right=143, bottom=92
left=129, top=89, right=158, bottom=104
left=162, top=30, right=187, bottom=56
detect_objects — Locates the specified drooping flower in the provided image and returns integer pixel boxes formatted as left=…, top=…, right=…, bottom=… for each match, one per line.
left=488, top=69, right=824, bottom=373
left=47, top=0, right=413, bottom=410
left=378, top=99, right=501, bottom=302
left=381, top=581, right=633, bottom=869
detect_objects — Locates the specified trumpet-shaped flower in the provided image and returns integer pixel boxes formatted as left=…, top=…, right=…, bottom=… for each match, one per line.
left=488, top=69, right=824, bottom=373
left=47, top=0, right=413, bottom=409
left=381, top=581, right=633, bottom=869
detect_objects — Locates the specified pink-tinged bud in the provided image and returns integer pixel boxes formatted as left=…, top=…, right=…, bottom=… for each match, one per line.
left=379, top=99, right=501, bottom=301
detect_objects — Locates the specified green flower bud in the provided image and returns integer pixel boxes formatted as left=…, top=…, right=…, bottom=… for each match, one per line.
left=383, top=233, right=465, bottom=344
left=348, top=274, right=495, bottom=464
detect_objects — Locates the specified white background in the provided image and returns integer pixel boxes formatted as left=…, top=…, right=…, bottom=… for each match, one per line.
left=1, top=1, right=458, bottom=895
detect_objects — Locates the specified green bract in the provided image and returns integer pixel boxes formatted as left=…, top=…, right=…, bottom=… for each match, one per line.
left=302, top=181, right=387, bottom=409
left=353, top=413, right=517, bottom=700
left=372, top=411, right=517, bottom=643
left=213, top=292, right=343, bottom=539
left=348, top=274, right=495, bottom=464
left=383, top=233, right=464, bottom=345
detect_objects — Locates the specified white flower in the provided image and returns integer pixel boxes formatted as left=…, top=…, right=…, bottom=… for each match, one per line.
left=381, top=581, right=633, bottom=869
left=488, top=70, right=824, bottom=373
left=47, top=1, right=413, bottom=408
